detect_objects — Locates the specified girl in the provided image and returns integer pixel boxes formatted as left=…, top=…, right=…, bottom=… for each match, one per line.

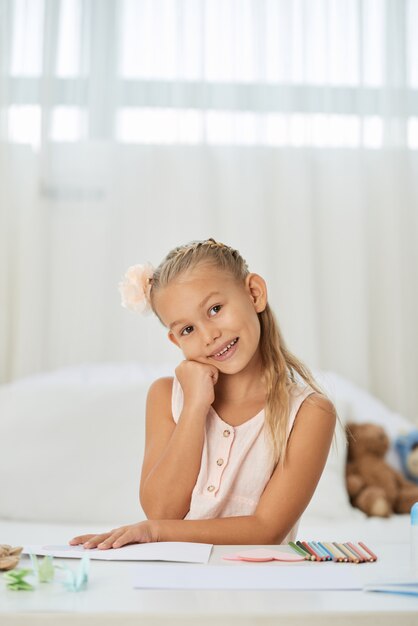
left=70, top=238, right=336, bottom=548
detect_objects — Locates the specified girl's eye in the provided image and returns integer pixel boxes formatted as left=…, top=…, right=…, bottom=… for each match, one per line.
left=209, top=305, right=222, bottom=316
left=181, top=326, right=194, bottom=336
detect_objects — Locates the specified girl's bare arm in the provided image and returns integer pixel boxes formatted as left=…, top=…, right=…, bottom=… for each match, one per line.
left=139, top=377, right=207, bottom=520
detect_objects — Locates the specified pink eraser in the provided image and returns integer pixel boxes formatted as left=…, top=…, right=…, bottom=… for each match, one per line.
left=222, top=548, right=305, bottom=562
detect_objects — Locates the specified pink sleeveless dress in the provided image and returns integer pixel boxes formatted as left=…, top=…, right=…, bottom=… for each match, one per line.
left=171, top=376, right=315, bottom=544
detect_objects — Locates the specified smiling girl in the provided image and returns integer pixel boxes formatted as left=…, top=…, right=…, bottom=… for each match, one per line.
left=69, top=238, right=336, bottom=549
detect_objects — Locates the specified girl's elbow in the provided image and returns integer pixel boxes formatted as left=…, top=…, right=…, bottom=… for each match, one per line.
left=140, top=493, right=189, bottom=521
left=139, top=491, right=161, bottom=519
left=264, top=529, right=285, bottom=545
left=139, top=484, right=162, bottom=518
left=139, top=495, right=165, bottom=520
left=254, top=516, right=290, bottom=545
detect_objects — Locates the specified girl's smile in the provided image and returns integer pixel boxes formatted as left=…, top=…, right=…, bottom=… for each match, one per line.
left=209, top=336, right=239, bottom=361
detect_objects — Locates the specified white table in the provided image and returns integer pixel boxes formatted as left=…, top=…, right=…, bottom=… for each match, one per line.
left=1, top=543, right=417, bottom=625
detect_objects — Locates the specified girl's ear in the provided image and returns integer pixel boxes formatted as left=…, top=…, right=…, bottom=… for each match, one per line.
left=245, top=273, right=267, bottom=313
left=168, top=331, right=180, bottom=348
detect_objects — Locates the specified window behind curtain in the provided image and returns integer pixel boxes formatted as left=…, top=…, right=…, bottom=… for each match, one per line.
left=2, top=0, right=418, bottom=149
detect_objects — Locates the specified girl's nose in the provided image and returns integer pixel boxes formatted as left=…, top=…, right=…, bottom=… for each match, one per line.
left=204, top=325, right=220, bottom=346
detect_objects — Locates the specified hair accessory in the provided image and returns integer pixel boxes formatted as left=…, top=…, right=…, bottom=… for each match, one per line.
left=118, top=263, right=154, bottom=314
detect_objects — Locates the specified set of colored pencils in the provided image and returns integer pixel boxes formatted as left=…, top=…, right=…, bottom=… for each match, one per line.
left=288, top=541, right=378, bottom=563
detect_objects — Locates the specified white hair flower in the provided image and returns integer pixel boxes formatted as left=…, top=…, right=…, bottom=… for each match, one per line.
left=118, top=263, right=154, bottom=314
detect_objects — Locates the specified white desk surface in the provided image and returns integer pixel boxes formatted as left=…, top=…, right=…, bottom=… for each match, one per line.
left=1, top=543, right=417, bottom=626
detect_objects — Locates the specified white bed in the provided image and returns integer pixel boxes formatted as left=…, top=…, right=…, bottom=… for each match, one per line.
left=0, top=363, right=414, bottom=547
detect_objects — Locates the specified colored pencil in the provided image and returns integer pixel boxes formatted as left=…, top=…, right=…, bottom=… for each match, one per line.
left=341, top=543, right=361, bottom=563
left=288, top=541, right=311, bottom=560
left=358, top=541, right=378, bottom=562
left=311, top=541, right=328, bottom=560
left=335, top=543, right=357, bottom=563
left=288, top=540, right=377, bottom=564
left=301, top=541, right=321, bottom=561
left=302, top=541, right=323, bottom=561
left=296, top=541, right=316, bottom=561
left=317, top=541, right=337, bottom=562
left=322, top=542, right=344, bottom=562
left=327, top=542, right=347, bottom=562
left=311, top=541, right=331, bottom=561
left=333, top=542, right=354, bottom=562
left=307, top=541, right=326, bottom=561
left=331, top=542, right=349, bottom=562
left=346, top=542, right=367, bottom=563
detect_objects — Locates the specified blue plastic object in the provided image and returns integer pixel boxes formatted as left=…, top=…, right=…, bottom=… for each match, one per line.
left=411, top=502, right=418, bottom=525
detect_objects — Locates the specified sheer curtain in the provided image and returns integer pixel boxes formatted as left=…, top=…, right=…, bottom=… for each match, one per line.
left=0, top=0, right=417, bottom=422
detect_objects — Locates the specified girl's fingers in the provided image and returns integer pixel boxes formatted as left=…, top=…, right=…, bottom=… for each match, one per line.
left=98, top=526, right=143, bottom=549
left=69, top=531, right=126, bottom=549
left=112, top=528, right=138, bottom=548
left=97, top=530, right=127, bottom=550
left=69, top=534, right=95, bottom=545
left=69, top=523, right=151, bottom=550
left=69, top=527, right=121, bottom=545
left=83, top=533, right=113, bottom=549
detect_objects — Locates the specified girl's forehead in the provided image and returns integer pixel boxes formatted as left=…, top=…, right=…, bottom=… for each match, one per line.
left=153, top=267, right=242, bottom=324
left=174, top=264, right=233, bottom=286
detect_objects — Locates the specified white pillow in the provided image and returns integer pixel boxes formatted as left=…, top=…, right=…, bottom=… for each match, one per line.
left=0, top=378, right=150, bottom=524
left=315, top=370, right=416, bottom=471
left=302, top=373, right=355, bottom=521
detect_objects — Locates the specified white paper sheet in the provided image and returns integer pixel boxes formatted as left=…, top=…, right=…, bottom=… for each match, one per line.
left=132, top=563, right=363, bottom=590
left=364, top=583, right=418, bottom=596
left=23, top=542, right=212, bottom=564
left=364, top=578, right=418, bottom=596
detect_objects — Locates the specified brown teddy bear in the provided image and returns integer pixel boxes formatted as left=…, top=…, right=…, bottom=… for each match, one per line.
left=346, top=422, right=418, bottom=517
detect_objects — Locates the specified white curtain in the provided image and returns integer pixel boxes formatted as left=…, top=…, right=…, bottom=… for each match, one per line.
left=0, top=0, right=417, bottom=423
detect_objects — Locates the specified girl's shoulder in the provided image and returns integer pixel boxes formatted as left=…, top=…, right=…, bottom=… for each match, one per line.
left=148, top=375, right=174, bottom=392
left=288, top=382, right=336, bottom=418
left=147, top=376, right=184, bottom=424
left=146, top=376, right=175, bottom=410
left=288, top=379, right=331, bottom=401
left=297, top=389, right=336, bottom=418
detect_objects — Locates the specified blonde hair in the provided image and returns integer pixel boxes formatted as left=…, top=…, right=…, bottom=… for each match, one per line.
left=150, top=238, right=330, bottom=466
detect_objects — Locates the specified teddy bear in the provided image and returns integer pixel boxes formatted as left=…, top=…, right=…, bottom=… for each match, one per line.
left=395, top=431, right=418, bottom=484
left=346, top=422, right=418, bottom=517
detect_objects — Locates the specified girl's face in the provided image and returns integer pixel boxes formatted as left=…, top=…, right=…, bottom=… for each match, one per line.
left=153, top=264, right=267, bottom=375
